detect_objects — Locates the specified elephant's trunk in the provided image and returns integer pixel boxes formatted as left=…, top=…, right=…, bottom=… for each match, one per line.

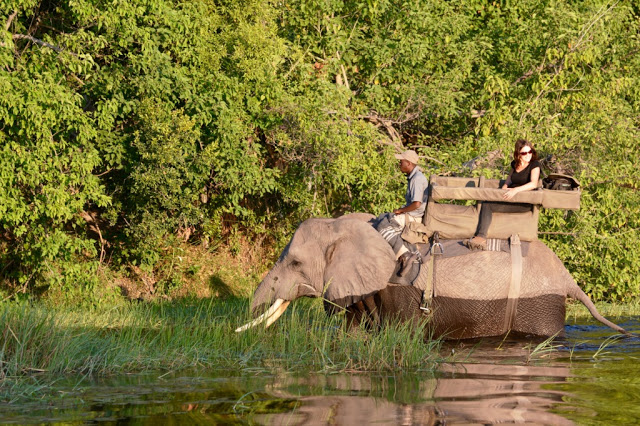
left=236, top=298, right=291, bottom=332
left=250, top=273, right=279, bottom=316
left=568, top=285, right=630, bottom=335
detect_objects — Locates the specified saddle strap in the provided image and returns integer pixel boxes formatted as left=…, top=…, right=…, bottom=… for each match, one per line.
left=412, top=252, right=434, bottom=305
left=421, top=251, right=435, bottom=314
left=420, top=235, right=443, bottom=313
left=503, top=234, right=523, bottom=333
left=413, top=236, right=442, bottom=314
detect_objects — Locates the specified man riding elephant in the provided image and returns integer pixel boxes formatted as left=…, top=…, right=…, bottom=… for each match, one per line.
left=375, top=149, right=429, bottom=276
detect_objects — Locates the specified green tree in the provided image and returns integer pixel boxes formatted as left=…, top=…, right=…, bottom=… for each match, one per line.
left=1, top=0, right=639, bottom=302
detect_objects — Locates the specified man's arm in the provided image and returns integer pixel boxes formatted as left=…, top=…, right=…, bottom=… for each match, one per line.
left=394, top=201, right=422, bottom=215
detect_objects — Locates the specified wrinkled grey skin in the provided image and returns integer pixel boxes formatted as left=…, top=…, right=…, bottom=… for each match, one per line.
left=252, top=213, right=396, bottom=314
left=250, top=214, right=628, bottom=339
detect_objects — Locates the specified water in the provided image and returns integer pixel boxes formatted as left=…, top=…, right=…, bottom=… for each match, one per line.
left=2, top=318, right=639, bottom=425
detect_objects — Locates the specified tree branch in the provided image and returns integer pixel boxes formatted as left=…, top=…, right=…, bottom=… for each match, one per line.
left=12, top=33, right=63, bottom=52
left=360, top=113, right=402, bottom=143
left=5, top=10, right=17, bottom=31
left=512, top=62, right=546, bottom=86
left=340, top=64, right=350, bottom=91
left=283, top=46, right=310, bottom=79
left=402, top=145, right=447, bottom=166
left=1, top=19, right=76, bottom=56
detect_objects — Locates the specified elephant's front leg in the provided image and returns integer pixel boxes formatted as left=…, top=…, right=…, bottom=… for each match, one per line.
left=376, top=284, right=424, bottom=325
left=344, top=285, right=423, bottom=330
left=344, top=297, right=382, bottom=331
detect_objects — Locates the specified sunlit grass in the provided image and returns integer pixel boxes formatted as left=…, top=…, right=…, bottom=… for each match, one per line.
left=0, top=298, right=443, bottom=402
left=566, top=299, right=640, bottom=321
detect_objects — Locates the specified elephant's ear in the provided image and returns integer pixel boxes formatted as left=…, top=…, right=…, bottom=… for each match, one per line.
left=323, top=218, right=396, bottom=309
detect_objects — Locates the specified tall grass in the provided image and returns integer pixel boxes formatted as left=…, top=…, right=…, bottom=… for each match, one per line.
left=0, top=298, right=442, bottom=400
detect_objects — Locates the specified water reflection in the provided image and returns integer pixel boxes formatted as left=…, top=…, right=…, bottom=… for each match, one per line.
left=257, top=362, right=573, bottom=425
left=1, top=318, right=638, bottom=425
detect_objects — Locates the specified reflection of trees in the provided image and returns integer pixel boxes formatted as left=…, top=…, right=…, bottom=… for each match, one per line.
left=253, top=363, right=573, bottom=425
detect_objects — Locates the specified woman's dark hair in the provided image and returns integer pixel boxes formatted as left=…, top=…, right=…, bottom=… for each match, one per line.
left=513, top=139, right=538, bottom=167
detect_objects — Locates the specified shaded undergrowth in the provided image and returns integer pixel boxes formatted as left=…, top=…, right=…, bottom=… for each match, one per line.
left=0, top=298, right=442, bottom=402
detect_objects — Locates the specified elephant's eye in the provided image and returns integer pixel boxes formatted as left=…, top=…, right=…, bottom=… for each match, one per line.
left=290, top=259, right=301, bottom=269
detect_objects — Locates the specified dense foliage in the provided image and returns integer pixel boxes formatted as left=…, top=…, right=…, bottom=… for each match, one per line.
left=1, top=0, right=638, bottom=301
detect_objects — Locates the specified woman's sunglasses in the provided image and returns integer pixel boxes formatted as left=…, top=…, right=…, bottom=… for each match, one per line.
left=519, top=150, right=532, bottom=156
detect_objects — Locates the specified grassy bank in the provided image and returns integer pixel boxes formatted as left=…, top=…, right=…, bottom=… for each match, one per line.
left=566, top=299, right=640, bottom=323
left=0, top=298, right=443, bottom=402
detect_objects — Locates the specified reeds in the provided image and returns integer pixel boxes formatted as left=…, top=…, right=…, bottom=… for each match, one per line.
left=524, top=333, right=561, bottom=363
left=0, top=298, right=442, bottom=399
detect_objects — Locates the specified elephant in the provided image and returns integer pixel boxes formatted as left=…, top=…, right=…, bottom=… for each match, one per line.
left=237, top=214, right=628, bottom=339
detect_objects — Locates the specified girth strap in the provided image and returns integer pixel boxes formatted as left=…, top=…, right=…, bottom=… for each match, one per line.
left=419, top=233, right=443, bottom=314
left=503, top=234, right=523, bottom=333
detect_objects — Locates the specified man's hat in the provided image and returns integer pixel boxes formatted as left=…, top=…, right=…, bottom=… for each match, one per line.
left=394, top=149, right=419, bottom=165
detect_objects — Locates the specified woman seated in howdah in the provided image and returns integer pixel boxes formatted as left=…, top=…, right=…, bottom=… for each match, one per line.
left=467, top=139, right=541, bottom=250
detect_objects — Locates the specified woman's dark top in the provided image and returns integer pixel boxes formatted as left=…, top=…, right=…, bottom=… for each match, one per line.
left=509, top=160, right=541, bottom=188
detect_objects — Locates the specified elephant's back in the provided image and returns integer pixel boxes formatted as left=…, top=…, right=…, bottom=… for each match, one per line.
left=433, top=250, right=512, bottom=299
left=432, top=241, right=571, bottom=299
left=427, top=241, right=571, bottom=339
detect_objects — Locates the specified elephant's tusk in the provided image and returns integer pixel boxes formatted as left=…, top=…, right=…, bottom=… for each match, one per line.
left=235, top=299, right=290, bottom=332
left=264, top=300, right=290, bottom=329
left=235, top=298, right=284, bottom=332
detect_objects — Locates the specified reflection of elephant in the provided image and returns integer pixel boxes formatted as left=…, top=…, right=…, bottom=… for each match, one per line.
left=254, top=363, right=574, bottom=425
left=238, top=215, right=627, bottom=339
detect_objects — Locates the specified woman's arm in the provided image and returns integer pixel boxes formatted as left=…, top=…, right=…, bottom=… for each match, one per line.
left=502, top=170, right=514, bottom=189
left=503, top=166, right=540, bottom=200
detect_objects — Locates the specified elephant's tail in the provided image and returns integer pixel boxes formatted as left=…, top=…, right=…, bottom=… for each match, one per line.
left=568, top=285, right=630, bottom=335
